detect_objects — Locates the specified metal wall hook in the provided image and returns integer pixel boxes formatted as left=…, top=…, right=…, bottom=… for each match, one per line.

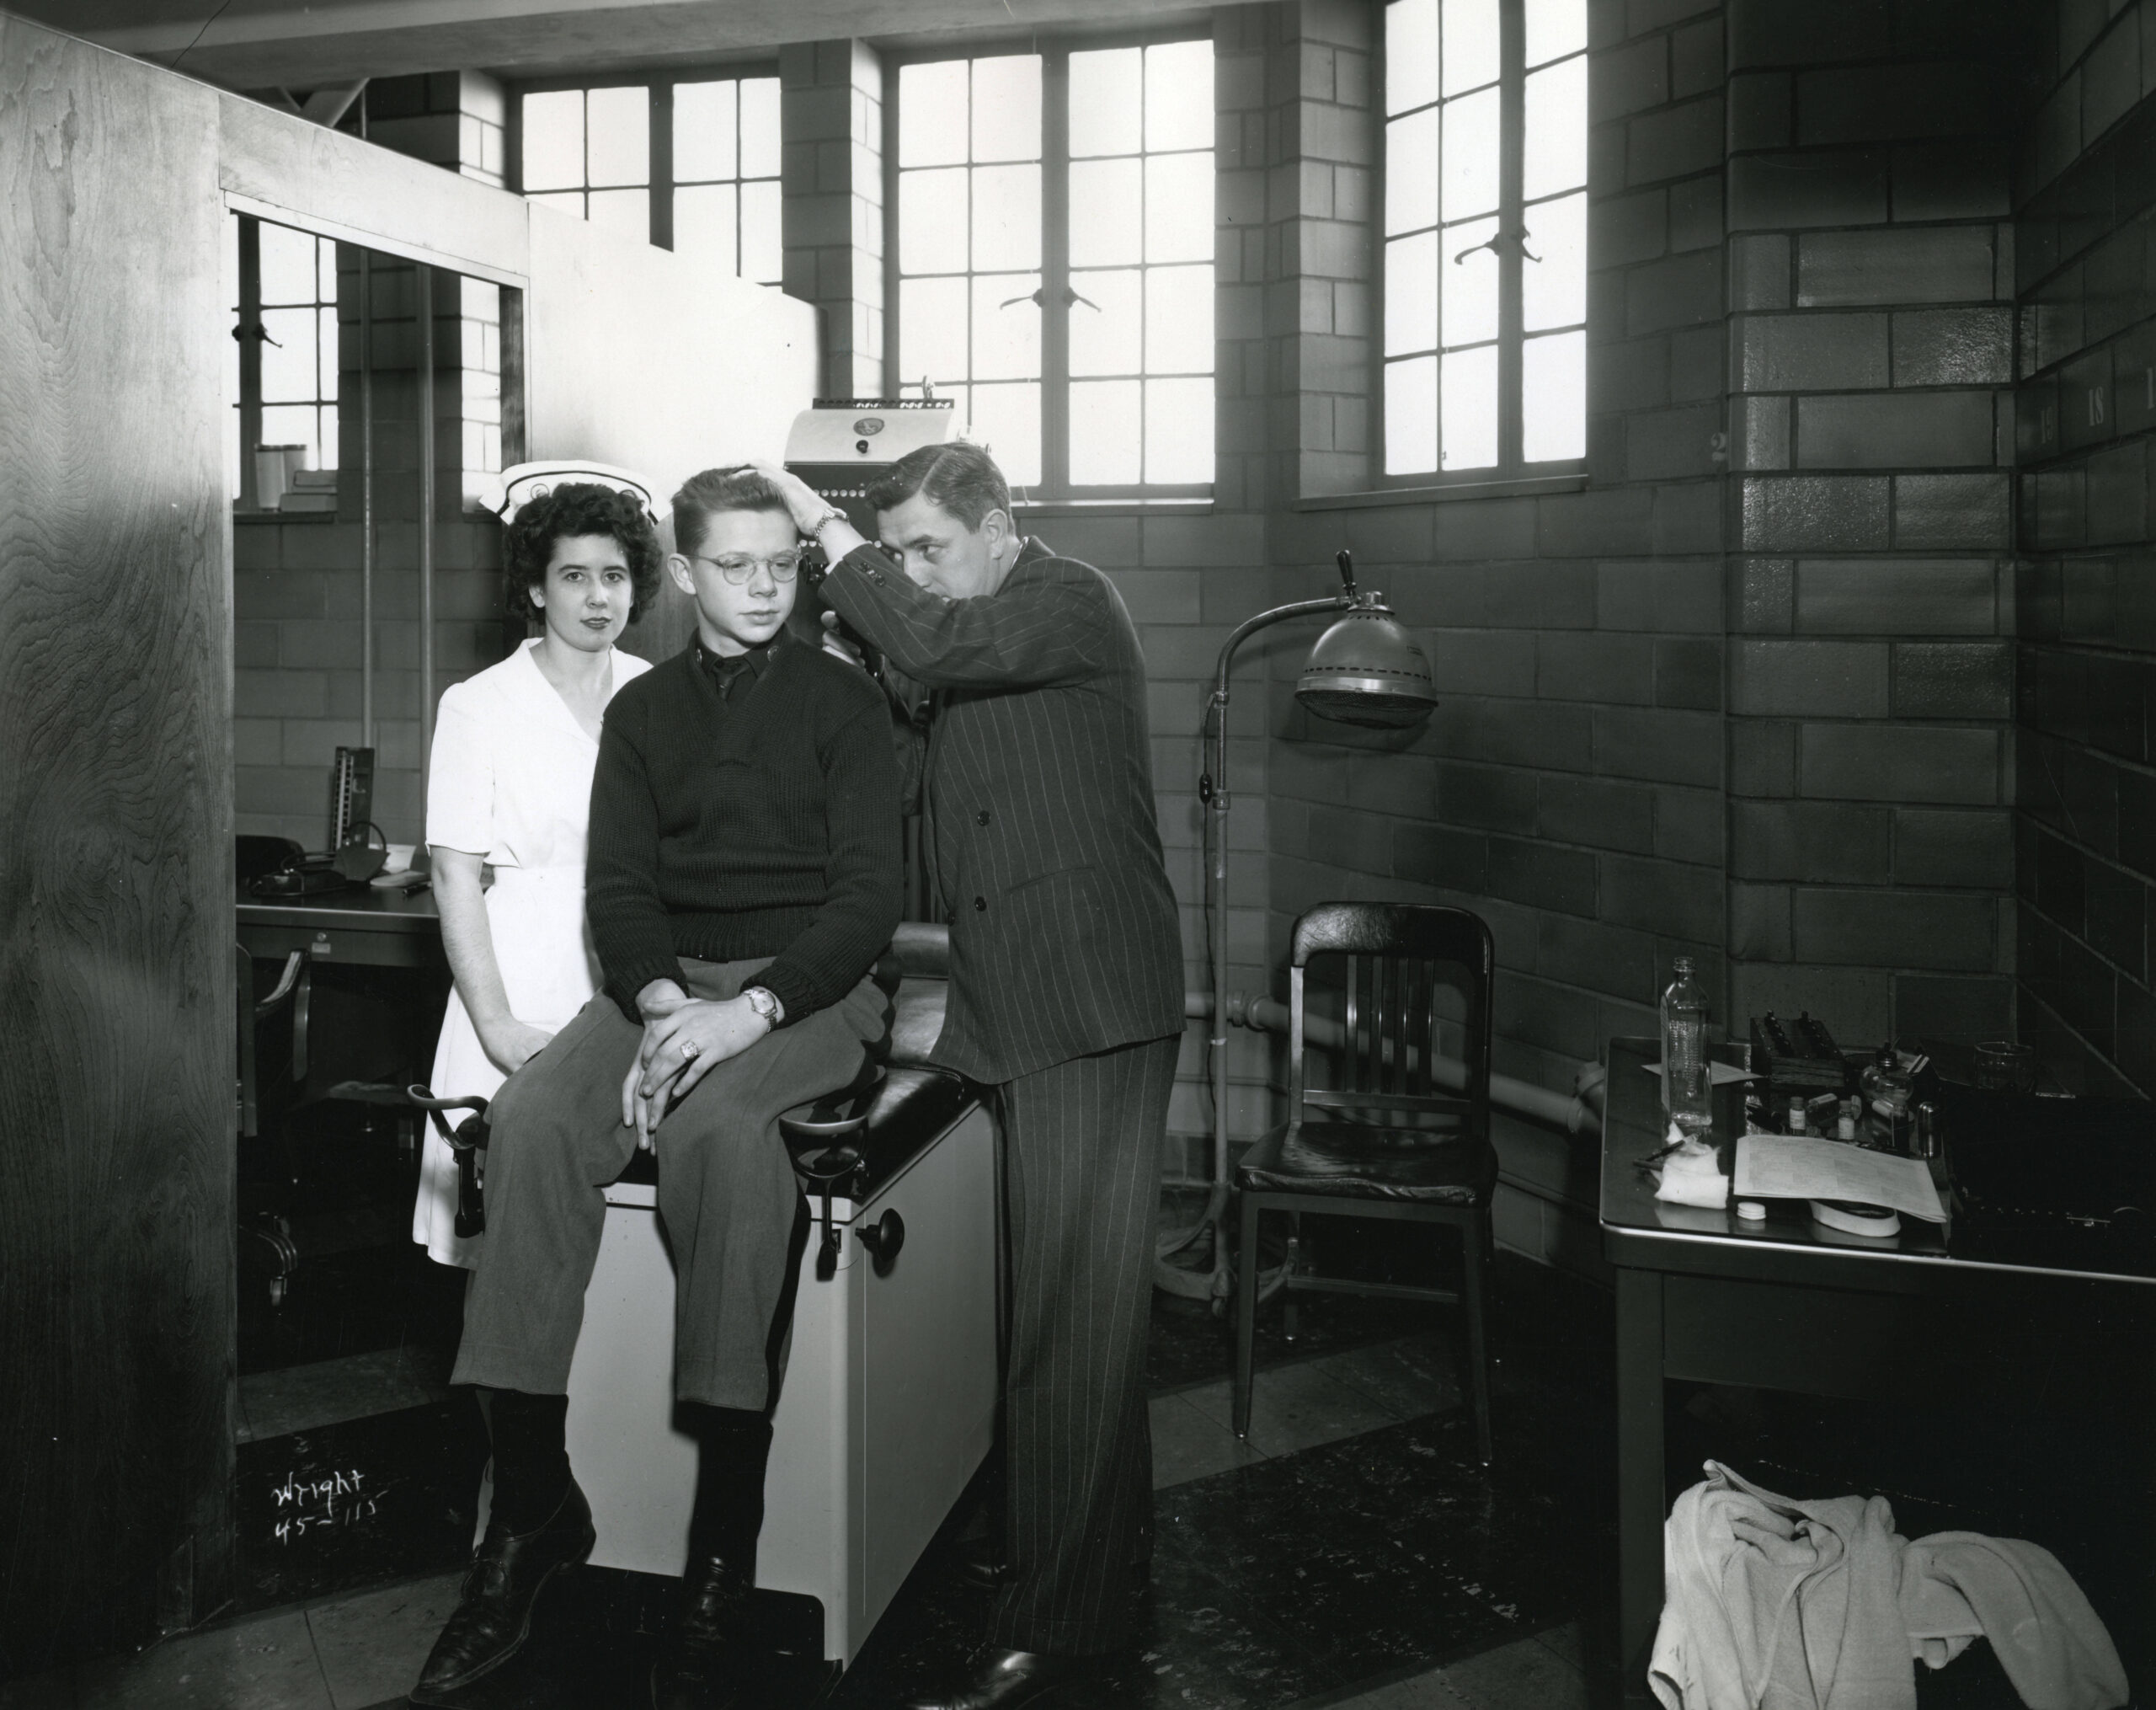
left=1452, top=226, right=1541, bottom=265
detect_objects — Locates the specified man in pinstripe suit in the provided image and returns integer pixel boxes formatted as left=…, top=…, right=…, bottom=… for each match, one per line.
left=756, top=447, right=1185, bottom=1708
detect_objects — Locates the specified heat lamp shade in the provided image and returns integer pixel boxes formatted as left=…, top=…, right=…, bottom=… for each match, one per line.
left=1294, top=608, right=1438, bottom=729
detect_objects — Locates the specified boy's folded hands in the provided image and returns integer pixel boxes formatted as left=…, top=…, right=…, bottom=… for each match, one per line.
left=622, top=987, right=776, bottom=1152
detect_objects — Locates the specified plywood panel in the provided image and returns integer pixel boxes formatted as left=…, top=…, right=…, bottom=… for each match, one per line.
left=0, top=15, right=236, bottom=1672
left=524, top=202, right=819, bottom=662
left=219, top=88, right=529, bottom=286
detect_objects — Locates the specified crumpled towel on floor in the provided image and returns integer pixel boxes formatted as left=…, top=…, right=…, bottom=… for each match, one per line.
left=1648, top=1459, right=2127, bottom=1710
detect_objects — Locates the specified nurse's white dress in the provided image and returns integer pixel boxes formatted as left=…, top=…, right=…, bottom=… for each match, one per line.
left=412, top=637, right=653, bottom=1267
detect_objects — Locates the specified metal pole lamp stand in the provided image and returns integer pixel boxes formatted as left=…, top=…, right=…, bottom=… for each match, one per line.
left=1155, top=550, right=1440, bottom=1305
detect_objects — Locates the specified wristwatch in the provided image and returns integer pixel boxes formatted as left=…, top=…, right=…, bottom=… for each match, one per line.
left=743, top=986, right=784, bottom=1029
left=808, top=505, right=848, bottom=542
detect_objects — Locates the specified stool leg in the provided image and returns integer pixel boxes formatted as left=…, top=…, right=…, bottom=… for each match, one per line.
left=1460, top=1207, right=1492, bottom=1465
left=1233, top=1196, right=1263, bottom=1440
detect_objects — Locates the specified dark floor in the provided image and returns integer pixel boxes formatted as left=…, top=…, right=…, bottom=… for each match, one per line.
left=7, top=1180, right=2147, bottom=1708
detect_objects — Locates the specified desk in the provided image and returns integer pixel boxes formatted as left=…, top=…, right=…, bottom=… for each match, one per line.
left=1600, top=1038, right=2156, bottom=1707
left=237, top=880, right=447, bottom=970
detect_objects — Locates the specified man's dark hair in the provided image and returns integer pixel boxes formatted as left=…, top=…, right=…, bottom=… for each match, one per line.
left=866, top=441, right=1012, bottom=532
left=504, top=482, right=663, bottom=623
left=672, top=465, right=794, bottom=559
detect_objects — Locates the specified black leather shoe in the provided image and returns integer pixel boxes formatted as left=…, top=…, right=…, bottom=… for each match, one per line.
left=409, top=1480, right=595, bottom=1703
left=650, top=1553, right=755, bottom=1710
left=903, top=1648, right=1090, bottom=1710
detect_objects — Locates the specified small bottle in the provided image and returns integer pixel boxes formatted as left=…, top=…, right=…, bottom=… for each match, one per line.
left=1787, top=1097, right=1807, bottom=1134
left=1862, top=1048, right=1913, bottom=1152
left=1659, top=958, right=1712, bottom=1138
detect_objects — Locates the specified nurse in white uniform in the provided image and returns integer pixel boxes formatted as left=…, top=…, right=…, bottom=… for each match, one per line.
left=414, top=478, right=661, bottom=1266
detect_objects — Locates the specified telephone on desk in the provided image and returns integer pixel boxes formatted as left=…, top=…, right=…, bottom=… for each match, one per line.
left=241, top=746, right=419, bottom=897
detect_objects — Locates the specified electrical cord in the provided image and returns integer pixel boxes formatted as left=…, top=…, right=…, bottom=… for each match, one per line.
left=167, top=0, right=237, bottom=72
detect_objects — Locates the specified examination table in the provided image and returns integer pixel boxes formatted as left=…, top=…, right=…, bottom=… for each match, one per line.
left=533, top=932, right=998, bottom=1670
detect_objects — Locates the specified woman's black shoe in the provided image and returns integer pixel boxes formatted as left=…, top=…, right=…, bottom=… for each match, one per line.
left=902, top=1647, right=1090, bottom=1710
left=409, top=1479, right=595, bottom=1703
left=650, top=1553, right=755, bottom=1710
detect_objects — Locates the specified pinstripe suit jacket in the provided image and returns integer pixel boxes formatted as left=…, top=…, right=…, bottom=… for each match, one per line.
left=819, top=537, right=1185, bottom=1084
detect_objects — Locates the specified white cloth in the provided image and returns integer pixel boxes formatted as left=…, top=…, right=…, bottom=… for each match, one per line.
left=411, top=639, right=651, bottom=1267
left=1650, top=1462, right=2127, bottom=1710
left=1657, top=1131, right=1730, bottom=1210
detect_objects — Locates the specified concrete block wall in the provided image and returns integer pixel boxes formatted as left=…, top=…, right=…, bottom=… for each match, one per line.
left=2013, top=0, right=2156, bottom=1095
left=1722, top=0, right=2021, bottom=1048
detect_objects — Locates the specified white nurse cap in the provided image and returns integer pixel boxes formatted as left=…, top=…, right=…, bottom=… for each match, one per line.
left=480, top=461, right=659, bottom=526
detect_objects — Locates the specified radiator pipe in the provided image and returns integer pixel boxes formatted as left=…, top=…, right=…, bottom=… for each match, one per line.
left=1179, top=990, right=1605, bottom=1137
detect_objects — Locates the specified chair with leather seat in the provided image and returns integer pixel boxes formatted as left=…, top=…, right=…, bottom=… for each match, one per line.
left=1232, top=901, right=1497, bottom=1464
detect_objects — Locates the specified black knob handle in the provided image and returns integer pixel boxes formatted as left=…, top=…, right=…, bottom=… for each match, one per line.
left=857, top=1207, right=905, bottom=1275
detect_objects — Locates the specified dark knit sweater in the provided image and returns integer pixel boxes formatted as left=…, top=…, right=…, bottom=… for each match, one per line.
left=585, top=628, right=904, bottom=1023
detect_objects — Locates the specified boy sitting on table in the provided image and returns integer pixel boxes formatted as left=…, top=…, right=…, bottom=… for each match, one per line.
left=411, top=467, right=904, bottom=1710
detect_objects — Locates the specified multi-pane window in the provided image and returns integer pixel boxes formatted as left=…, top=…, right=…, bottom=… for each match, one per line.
left=893, top=38, right=1214, bottom=497
left=518, top=77, right=783, bottom=285
left=227, top=216, right=340, bottom=503
left=1383, top=0, right=1587, bottom=478
left=522, top=85, right=651, bottom=241
left=672, top=79, right=783, bottom=287
left=896, top=56, right=1045, bottom=486
left=258, top=222, right=341, bottom=477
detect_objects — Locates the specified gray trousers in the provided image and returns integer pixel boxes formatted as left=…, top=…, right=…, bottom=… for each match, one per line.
left=990, top=1034, right=1179, bottom=1656
left=451, top=957, right=889, bottom=1412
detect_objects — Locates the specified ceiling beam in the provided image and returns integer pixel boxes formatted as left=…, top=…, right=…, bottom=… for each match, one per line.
left=15, top=0, right=1234, bottom=88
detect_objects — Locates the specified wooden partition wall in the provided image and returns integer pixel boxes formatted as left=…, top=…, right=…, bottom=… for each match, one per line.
left=0, top=13, right=814, bottom=1674
left=0, top=21, right=235, bottom=1672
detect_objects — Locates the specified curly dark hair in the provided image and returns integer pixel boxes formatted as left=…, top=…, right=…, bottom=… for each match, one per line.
left=502, top=482, right=664, bottom=624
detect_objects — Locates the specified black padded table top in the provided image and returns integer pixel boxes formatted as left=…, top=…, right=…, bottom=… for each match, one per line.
left=615, top=975, right=983, bottom=1206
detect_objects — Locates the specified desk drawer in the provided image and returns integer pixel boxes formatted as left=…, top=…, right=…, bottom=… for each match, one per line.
left=1661, top=1273, right=2151, bottom=1407
left=239, top=920, right=446, bottom=971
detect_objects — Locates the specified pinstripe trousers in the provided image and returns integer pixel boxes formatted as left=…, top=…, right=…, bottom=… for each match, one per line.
left=988, top=1032, right=1180, bottom=1656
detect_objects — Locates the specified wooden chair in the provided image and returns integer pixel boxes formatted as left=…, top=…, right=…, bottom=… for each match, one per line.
left=1232, top=902, right=1498, bottom=1464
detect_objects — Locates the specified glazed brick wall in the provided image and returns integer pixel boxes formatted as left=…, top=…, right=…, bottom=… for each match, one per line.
left=1723, top=0, right=2020, bottom=1048
left=232, top=254, right=506, bottom=852
left=1265, top=0, right=1730, bottom=1108
left=2013, top=0, right=2156, bottom=1095
left=233, top=104, right=518, bottom=852
left=781, top=41, right=883, bottom=400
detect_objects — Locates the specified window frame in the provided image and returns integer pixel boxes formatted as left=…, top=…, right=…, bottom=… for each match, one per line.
left=232, top=214, right=343, bottom=512
left=507, top=62, right=783, bottom=281
left=882, top=23, right=1216, bottom=504
left=1374, top=0, right=1588, bottom=490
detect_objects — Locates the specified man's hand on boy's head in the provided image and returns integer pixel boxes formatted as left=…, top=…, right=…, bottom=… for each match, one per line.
left=746, top=462, right=828, bottom=535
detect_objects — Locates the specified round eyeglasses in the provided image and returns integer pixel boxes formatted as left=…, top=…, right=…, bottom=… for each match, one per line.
left=693, top=551, right=803, bottom=585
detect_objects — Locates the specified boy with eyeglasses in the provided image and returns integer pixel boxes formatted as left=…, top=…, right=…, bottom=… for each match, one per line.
left=412, top=467, right=903, bottom=1710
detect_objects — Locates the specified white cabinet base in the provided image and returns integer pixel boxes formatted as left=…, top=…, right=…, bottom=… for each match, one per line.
left=552, top=1099, right=999, bottom=1666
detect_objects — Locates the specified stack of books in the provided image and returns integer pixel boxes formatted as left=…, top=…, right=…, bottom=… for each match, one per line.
left=281, top=468, right=338, bottom=514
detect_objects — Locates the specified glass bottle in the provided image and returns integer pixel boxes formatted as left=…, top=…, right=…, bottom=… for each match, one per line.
left=1659, top=958, right=1712, bottom=1138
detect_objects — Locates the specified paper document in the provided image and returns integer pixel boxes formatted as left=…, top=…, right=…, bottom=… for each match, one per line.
left=1641, top=1061, right=1756, bottom=1084
left=1733, top=1136, right=1947, bottom=1223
